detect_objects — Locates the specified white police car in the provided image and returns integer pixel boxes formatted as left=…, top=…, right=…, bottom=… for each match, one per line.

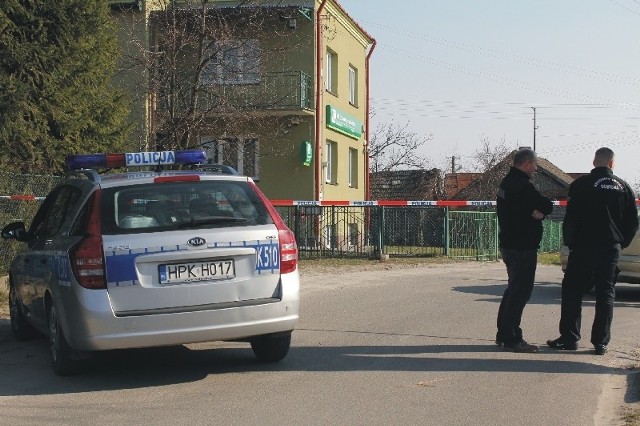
left=2, top=150, right=299, bottom=375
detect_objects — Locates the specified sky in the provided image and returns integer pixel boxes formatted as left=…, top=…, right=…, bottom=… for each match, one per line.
left=338, top=0, right=640, bottom=188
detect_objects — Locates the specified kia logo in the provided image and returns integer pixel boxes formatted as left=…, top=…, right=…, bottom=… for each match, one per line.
left=188, top=237, right=206, bottom=247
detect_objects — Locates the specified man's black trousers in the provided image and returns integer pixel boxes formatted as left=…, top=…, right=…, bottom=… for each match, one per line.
left=559, top=244, right=621, bottom=346
left=497, top=248, right=537, bottom=345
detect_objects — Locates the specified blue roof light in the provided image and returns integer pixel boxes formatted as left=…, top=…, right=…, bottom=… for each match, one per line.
left=66, top=150, right=207, bottom=171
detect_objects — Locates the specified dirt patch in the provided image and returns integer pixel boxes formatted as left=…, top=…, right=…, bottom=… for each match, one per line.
left=298, top=256, right=464, bottom=276
left=0, top=276, right=8, bottom=319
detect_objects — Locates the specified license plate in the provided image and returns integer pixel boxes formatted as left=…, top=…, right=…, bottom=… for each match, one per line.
left=159, top=260, right=235, bottom=284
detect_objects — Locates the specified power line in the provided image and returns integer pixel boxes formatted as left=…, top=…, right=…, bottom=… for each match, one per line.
left=378, top=43, right=640, bottom=112
left=372, top=98, right=614, bottom=108
left=538, top=135, right=640, bottom=155
left=609, top=0, right=640, bottom=16
left=364, top=20, right=640, bottom=87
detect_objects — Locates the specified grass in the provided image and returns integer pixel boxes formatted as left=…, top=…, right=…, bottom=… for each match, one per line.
left=538, top=252, right=562, bottom=266
left=622, top=407, right=640, bottom=426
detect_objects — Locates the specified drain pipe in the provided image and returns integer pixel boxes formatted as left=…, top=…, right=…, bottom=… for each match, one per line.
left=314, top=0, right=328, bottom=201
left=364, top=38, right=376, bottom=200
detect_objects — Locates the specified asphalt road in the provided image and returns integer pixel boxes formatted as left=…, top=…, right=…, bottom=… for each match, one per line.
left=0, top=262, right=638, bottom=426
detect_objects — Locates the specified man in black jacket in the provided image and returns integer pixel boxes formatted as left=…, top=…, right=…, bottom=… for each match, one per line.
left=548, top=147, right=638, bottom=355
left=496, top=148, right=554, bottom=352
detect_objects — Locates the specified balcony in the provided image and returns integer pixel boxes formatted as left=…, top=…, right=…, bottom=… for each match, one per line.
left=158, top=71, right=314, bottom=115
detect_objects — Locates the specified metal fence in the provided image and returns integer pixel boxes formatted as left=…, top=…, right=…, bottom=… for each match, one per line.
left=0, top=171, right=566, bottom=273
left=0, top=173, right=65, bottom=274
left=276, top=205, right=565, bottom=261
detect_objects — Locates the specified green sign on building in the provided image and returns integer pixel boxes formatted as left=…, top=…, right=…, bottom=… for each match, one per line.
left=326, top=105, right=363, bottom=140
left=301, top=141, right=313, bottom=166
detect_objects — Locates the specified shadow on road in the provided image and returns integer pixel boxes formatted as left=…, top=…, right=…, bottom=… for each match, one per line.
left=0, top=317, right=625, bottom=398
left=453, top=281, right=640, bottom=308
left=627, top=372, right=640, bottom=404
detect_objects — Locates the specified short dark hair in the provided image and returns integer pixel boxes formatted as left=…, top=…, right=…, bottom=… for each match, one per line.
left=513, top=148, right=537, bottom=166
left=594, top=147, right=614, bottom=165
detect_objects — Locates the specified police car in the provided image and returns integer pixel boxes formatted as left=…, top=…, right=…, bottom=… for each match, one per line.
left=560, top=215, right=640, bottom=284
left=1, top=150, right=300, bottom=375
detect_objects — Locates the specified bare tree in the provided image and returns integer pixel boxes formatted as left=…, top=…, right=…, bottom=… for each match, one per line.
left=468, top=136, right=511, bottom=173
left=116, top=0, right=312, bottom=153
left=447, top=136, right=514, bottom=200
left=368, top=120, right=433, bottom=173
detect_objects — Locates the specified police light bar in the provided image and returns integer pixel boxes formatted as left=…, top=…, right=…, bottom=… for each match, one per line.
left=66, top=150, right=207, bottom=171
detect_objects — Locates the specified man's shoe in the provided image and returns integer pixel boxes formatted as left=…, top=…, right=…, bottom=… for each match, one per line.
left=546, top=338, right=578, bottom=351
left=495, top=332, right=503, bottom=347
left=594, top=345, right=608, bottom=355
left=503, top=340, right=539, bottom=353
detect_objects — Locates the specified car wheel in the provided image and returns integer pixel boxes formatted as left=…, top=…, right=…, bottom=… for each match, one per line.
left=250, top=332, right=292, bottom=362
left=8, top=282, right=36, bottom=341
left=48, top=304, right=80, bottom=376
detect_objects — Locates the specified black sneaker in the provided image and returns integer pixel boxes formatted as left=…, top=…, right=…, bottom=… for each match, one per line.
left=546, top=338, right=578, bottom=350
left=495, top=332, right=502, bottom=347
left=503, top=340, right=539, bottom=353
left=594, top=345, right=608, bottom=355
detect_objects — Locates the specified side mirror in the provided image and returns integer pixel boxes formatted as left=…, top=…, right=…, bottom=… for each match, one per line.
left=2, top=221, right=27, bottom=241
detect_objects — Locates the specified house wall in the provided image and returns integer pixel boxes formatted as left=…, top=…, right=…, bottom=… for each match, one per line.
left=112, top=0, right=373, bottom=204
left=318, top=0, right=370, bottom=202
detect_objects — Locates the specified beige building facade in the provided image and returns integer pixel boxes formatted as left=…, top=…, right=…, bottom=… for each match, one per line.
left=110, top=0, right=374, bottom=202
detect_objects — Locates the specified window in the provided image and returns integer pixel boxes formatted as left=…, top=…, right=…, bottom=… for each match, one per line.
left=348, top=65, right=358, bottom=106
left=325, top=140, right=338, bottom=184
left=201, top=39, right=261, bottom=85
left=202, top=137, right=260, bottom=179
left=348, top=223, right=358, bottom=246
left=326, top=49, right=338, bottom=94
left=102, top=181, right=272, bottom=234
left=348, top=148, right=358, bottom=188
left=325, top=224, right=336, bottom=249
left=30, top=186, right=81, bottom=240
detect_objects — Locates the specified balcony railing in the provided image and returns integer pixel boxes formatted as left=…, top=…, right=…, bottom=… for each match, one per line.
left=158, top=71, right=314, bottom=114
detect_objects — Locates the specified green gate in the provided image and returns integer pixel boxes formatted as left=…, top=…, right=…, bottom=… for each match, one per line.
left=447, top=210, right=499, bottom=261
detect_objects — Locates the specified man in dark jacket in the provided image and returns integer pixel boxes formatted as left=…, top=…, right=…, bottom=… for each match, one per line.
left=496, top=148, right=553, bottom=352
left=548, top=147, right=638, bottom=355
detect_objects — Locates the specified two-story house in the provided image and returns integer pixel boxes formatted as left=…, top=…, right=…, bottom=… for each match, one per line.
left=110, top=0, right=374, bottom=203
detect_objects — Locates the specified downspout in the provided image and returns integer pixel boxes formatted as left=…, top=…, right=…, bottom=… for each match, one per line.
left=315, top=0, right=329, bottom=201
left=364, top=39, right=376, bottom=200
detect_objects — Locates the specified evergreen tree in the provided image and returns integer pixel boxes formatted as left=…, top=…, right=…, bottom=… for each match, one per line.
left=0, top=0, right=130, bottom=174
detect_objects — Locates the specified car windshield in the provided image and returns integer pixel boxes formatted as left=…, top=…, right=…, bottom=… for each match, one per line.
left=100, top=180, right=273, bottom=234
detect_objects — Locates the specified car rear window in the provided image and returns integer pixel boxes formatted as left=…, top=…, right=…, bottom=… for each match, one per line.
left=100, top=180, right=273, bottom=234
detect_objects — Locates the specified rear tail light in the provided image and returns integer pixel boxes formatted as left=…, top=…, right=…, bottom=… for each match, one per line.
left=71, top=191, right=106, bottom=289
left=249, top=182, right=298, bottom=274
left=278, top=228, right=298, bottom=274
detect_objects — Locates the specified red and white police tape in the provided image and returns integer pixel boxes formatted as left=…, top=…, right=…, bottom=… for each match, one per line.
left=269, top=199, right=640, bottom=207
left=1, top=195, right=639, bottom=207
left=0, top=195, right=47, bottom=201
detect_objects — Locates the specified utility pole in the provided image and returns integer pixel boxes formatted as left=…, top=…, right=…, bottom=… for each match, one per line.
left=531, top=107, right=538, bottom=151
left=451, top=156, right=456, bottom=174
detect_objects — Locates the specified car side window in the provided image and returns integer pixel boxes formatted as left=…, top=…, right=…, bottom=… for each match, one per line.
left=69, top=194, right=92, bottom=237
left=31, top=186, right=81, bottom=240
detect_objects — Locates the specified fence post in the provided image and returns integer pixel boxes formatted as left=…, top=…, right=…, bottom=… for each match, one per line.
left=475, top=217, right=482, bottom=261
left=494, top=212, right=499, bottom=260
left=444, top=207, right=450, bottom=257
left=377, top=205, right=385, bottom=257
left=294, top=205, right=300, bottom=246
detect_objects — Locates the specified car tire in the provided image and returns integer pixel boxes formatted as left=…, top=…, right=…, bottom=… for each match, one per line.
left=49, top=304, right=81, bottom=376
left=250, top=332, right=292, bottom=362
left=8, top=282, right=36, bottom=341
